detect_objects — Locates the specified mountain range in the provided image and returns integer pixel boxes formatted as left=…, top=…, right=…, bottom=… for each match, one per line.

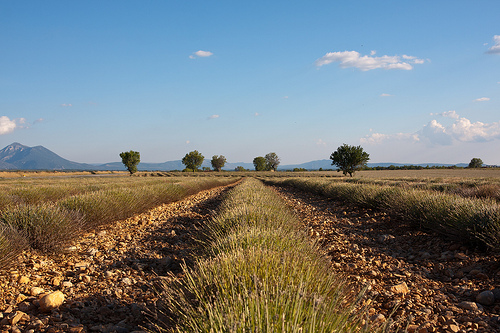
left=0, top=143, right=468, bottom=171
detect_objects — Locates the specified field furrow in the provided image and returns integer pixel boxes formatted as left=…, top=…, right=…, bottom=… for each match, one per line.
left=0, top=183, right=235, bottom=332
left=269, top=183, right=500, bottom=333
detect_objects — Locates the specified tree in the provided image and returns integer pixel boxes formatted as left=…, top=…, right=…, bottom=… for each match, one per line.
left=265, top=152, right=280, bottom=171
left=211, top=155, right=227, bottom=172
left=235, top=166, right=246, bottom=171
left=120, top=151, right=140, bottom=175
left=468, top=158, right=483, bottom=168
left=182, top=150, right=205, bottom=172
left=330, top=144, right=369, bottom=177
left=253, top=156, right=267, bottom=171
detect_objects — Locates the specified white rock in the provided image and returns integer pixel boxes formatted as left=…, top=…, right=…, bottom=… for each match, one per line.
left=39, top=291, right=65, bottom=312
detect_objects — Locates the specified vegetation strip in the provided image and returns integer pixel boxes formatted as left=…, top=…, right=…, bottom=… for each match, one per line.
left=0, top=177, right=239, bottom=270
left=264, top=178, right=500, bottom=250
left=158, top=178, right=372, bottom=332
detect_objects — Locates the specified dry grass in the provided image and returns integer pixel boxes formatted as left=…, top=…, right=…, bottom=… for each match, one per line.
left=0, top=176, right=240, bottom=271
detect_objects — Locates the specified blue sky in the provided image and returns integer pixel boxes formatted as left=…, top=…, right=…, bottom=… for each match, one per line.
left=1, top=1, right=499, bottom=165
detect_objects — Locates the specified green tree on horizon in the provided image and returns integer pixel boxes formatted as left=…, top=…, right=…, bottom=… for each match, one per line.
left=253, top=156, right=267, bottom=171
left=330, top=144, right=369, bottom=177
left=211, top=155, right=227, bottom=172
left=120, top=150, right=140, bottom=174
left=182, top=150, right=205, bottom=172
left=265, top=152, right=280, bottom=171
left=468, top=158, right=483, bottom=168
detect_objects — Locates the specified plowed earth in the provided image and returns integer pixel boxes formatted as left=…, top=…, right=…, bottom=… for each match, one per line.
left=0, top=184, right=235, bottom=333
left=269, top=184, right=500, bottom=333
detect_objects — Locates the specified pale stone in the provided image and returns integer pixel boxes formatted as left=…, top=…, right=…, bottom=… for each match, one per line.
left=30, top=287, right=44, bottom=296
left=61, top=281, right=73, bottom=288
left=370, top=313, right=385, bottom=324
left=39, top=290, right=65, bottom=312
left=121, top=278, right=132, bottom=285
left=390, top=282, right=409, bottom=295
left=18, top=276, right=30, bottom=284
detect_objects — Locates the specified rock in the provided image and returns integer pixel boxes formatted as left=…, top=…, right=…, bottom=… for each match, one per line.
left=39, top=291, right=65, bottom=312
left=15, top=293, right=27, bottom=303
left=379, top=234, right=395, bottom=242
left=390, top=282, right=409, bottom=295
left=370, top=313, right=385, bottom=324
left=88, top=248, right=99, bottom=256
left=75, top=262, right=89, bottom=271
left=65, top=246, right=77, bottom=252
left=454, top=252, right=468, bottom=260
left=18, top=276, right=29, bottom=284
left=52, top=277, right=62, bottom=286
left=105, top=271, right=115, bottom=279
left=407, top=325, right=419, bottom=333
left=493, top=288, right=500, bottom=300
left=448, top=324, right=460, bottom=332
left=476, top=290, right=495, bottom=306
left=30, top=287, right=44, bottom=296
left=0, top=311, right=28, bottom=326
left=121, top=278, right=132, bottom=286
left=458, top=301, right=480, bottom=312
left=98, top=230, right=107, bottom=237
left=61, top=281, right=73, bottom=288
left=82, top=275, right=91, bottom=283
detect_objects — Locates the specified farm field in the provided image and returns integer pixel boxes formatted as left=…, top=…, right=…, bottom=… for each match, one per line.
left=0, top=171, right=499, bottom=332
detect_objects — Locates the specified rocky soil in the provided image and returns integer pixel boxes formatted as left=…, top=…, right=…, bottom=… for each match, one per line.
left=270, top=184, right=500, bottom=333
left=0, top=184, right=234, bottom=333
left=2, top=180, right=500, bottom=333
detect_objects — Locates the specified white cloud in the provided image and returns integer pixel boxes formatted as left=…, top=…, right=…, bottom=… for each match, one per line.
left=474, top=97, right=490, bottom=102
left=190, top=50, right=214, bottom=59
left=440, top=110, right=460, bottom=119
left=315, top=50, right=425, bottom=71
left=380, top=93, right=393, bottom=97
left=208, top=114, right=219, bottom=120
left=60, top=103, right=72, bottom=107
left=361, top=132, right=419, bottom=145
left=361, top=112, right=500, bottom=147
left=186, top=140, right=190, bottom=144
left=486, top=35, right=500, bottom=54
left=34, top=118, right=44, bottom=124
left=254, top=112, right=260, bottom=116
left=0, top=116, right=17, bottom=135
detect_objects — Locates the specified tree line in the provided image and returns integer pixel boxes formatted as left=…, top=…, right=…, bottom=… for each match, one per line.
left=120, top=146, right=485, bottom=176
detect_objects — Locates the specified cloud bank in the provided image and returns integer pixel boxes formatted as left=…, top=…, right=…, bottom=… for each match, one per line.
left=361, top=111, right=500, bottom=146
left=315, top=50, right=425, bottom=71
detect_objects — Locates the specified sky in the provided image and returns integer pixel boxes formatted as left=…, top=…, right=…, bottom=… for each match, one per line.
left=1, top=1, right=499, bottom=165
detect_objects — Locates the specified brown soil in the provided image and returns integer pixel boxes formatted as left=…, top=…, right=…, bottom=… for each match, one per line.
left=269, top=183, right=500, bottom=333
left=0, top=184, right=234, bottom=333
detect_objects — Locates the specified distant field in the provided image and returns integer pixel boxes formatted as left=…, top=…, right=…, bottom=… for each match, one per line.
left=354, top=168, right=500, bottom=179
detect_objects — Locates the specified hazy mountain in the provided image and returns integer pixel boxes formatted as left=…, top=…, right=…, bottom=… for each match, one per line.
left=0, top=143, right=95, bottom=170
left=0, top=143, right=470, bottom=171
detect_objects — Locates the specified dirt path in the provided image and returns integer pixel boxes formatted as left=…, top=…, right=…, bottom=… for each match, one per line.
left=269, top=184, right=500, bottom=333
left=0, top=184, right=234, bottom=333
